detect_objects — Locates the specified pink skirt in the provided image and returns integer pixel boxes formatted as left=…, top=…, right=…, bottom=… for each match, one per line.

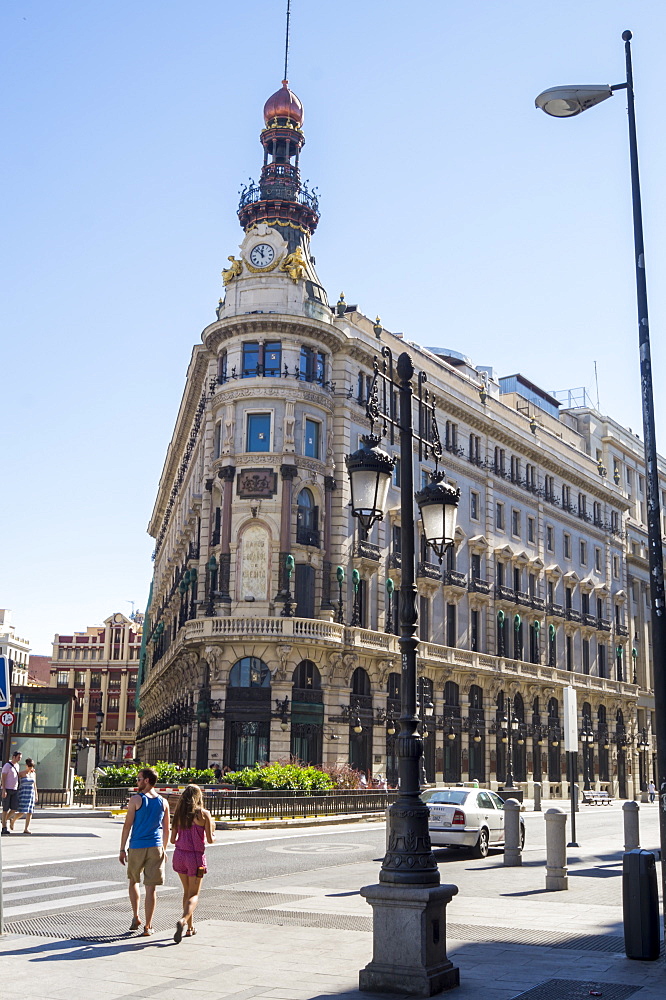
left=172, top=847, right=207, bottom=877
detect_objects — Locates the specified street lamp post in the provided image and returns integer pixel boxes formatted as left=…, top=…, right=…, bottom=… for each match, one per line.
left=347, top=349, right=461, bottom=994
left=536, top=30, right=666, bottom=938
left=95, top=710, right=105, bottom=768
left=581, top=719, right=594, bottom=792
left=501, top=696, right=519, bottom=791
left=335, top=566, right=345, bottom=625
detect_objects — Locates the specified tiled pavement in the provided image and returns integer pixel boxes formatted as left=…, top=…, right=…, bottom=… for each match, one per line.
left=1, top=809, right=665, bottom=999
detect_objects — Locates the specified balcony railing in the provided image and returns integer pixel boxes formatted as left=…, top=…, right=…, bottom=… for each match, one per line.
left=296, top=527, right=320, bottom=547
left=530, top=596, right=545, bottom=611
left=389, top=552, right=402, bottom=569
left=583, top=612, right=598, bottom=627
left=355, top=539, right=380, bottom=561
left=443, top=570, right=467, bottom=588
left=417, top=561, right=441, bottom=581
left=598, top=618, right=612, bottom=632
left=468, top=577, right=491, bottom=595
left=566, top=608, right=582, bottom=623
left=495, top=585, right=516, bottom=602
left=514, top=590, right=531, bottom=607
left=547, top=603, right=565, bottom=618
left=616, top=623, right=629, bottom=636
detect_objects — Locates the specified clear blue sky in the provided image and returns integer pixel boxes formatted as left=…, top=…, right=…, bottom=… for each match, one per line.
left=2, top=1, right=665, bottom=655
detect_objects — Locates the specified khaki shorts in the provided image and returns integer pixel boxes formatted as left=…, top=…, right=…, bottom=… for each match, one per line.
left=127, top=846, right=166, bottom=886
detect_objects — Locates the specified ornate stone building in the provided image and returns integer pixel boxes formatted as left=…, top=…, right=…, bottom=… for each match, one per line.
left=50, top=612, right=141, bottom=763
left=138, top=79, right=644, bottom=797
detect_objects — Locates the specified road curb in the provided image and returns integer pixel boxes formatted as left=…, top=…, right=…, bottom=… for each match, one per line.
left=215, top=813, right=385, bottom=830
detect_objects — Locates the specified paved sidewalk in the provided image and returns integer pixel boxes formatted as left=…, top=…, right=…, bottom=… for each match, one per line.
left=1, top=806, right=665, bottom=999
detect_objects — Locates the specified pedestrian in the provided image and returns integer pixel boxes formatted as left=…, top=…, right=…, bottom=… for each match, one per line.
left=11, top=757, right=38, bottom=833
left=648, top=780, right=656, bottom=803
left=1, top=751, right=22, bottom=835
left=119, top=766, right=170, bottom=936
left=170, top=784, right=214, bottom=943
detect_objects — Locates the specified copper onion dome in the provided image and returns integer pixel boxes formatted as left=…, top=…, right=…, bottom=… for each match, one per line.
left=263, top=80, right=304, bottom=125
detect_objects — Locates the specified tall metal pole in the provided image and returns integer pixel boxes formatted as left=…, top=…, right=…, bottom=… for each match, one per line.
left=381, top=351, right=439, bottom=886
left=622, top=30, right=666, bottom=932
left=505, top=696, right=516, bottom=789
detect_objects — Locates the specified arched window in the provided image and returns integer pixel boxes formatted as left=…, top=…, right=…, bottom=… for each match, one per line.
left=444, top=681, right=459, bottom=706
left=296, top=488, right=319, bottom=546
left=469, top=685, right=484, bottom=712
left=292, top=660, right=321, bottom=690
left=387, top=673, right=401, bottom=701
left=228, top=657, right=271, bottom=688
left=351, top=667, right=371, bottom=696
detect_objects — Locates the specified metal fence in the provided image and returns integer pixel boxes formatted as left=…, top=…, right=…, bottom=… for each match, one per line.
left=37, top=786, right=397, bottom=819
left=203, top=788, right=398, bottom=821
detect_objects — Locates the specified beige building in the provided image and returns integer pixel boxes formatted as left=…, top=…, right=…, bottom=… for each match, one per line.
left=137, top=78, right=645, bottom=798
left=50, top=612, right=141, bottom=763
left=0, top=609, right=30, bottom=687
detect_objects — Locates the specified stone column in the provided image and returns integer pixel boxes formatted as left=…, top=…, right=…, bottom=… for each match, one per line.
left=217, top=466, right=235, bottom=603
left=623, top=800, right=640, bottom=851
left=278, top=465, right=297, bottom=600
left=503, top=799, right=522, bottom=866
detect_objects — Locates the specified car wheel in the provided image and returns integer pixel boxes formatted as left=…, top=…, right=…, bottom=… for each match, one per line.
left=473, top=828, right=489, bottom=858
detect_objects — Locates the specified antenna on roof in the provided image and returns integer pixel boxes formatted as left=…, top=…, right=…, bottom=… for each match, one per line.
left=284, top=0, right=291, bottom=82
left=593, top=360, right=600, bottom=411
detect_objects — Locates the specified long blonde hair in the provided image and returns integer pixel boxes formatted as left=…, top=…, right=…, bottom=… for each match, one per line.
left=172, top=783, right=204, bottom=830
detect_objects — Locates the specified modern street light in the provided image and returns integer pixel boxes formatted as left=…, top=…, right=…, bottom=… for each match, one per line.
left=348, top=348, right=461, bottom=993
left=536, top=30, right=666, bottom=935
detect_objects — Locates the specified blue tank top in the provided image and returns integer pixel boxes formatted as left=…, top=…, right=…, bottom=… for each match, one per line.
left=129, top=793, right=165, bottom=849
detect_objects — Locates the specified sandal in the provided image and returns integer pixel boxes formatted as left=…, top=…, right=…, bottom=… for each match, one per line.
left=129, top=916, right=141, bottom=932
left=142, top=927, right=154, bottom=936
left=174, top=920, right=185, bottom=944
left=185, top=927, right=197, bottom=937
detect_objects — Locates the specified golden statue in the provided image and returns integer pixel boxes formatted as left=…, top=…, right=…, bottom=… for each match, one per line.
left=280, top=246, right=307, bottom=283
left=222, top=255, right=243, bottom=285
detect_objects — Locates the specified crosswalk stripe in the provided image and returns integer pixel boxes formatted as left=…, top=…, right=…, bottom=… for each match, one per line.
left=1, top=876, right=72, bottom=888
left=2, top=885, right=178, bottom=918
left=3, top=880, right=119, bottom=901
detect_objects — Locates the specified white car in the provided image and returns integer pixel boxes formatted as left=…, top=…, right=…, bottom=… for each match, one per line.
left=424, top=787, right=525, bottom=858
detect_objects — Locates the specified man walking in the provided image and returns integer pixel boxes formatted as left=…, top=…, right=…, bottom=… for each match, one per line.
left=119, top=766, right=170, bottom=935
left=1, top=751, right=22, bottom=835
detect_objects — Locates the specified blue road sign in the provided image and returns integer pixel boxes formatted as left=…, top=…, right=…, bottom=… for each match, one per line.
left=0, top=656, right=10, bottom=711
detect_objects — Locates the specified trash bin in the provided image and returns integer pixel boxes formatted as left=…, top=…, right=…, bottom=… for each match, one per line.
left=623, top=848, right=660, bottom=961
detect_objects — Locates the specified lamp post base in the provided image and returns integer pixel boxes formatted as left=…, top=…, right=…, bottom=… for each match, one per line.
left=359, top=883, right=460, bottom=996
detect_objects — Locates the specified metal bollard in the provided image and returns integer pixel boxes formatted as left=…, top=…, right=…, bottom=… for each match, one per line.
left=503, top=799, right=522, bottom=866
left=623, top=800, right=640, bottom=851
left=623, top=849, right=659, bottom=960
left=545, top=808, right=568, bottom=890
left=533, top=782, right=542, bottom=812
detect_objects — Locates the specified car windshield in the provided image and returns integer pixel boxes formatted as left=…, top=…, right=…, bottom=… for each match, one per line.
left=426, top=790, right=469, bottom=806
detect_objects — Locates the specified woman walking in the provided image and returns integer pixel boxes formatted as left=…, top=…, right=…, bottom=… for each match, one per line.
left=170, top=784, right=214, bottom=942
left=11, top=758, right=38, bottom=833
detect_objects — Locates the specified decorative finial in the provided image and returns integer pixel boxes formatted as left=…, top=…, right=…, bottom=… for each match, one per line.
left=622, top=29, right=633, bottom=42
left=336, top=292, right=346, bottom=317
left=373, top=316, right=383, bottom=339
left=529, top=415, right=538, bottom=434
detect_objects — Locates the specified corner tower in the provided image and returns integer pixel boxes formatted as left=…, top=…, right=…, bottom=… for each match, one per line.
left=233, top=80, right=326, bottom=304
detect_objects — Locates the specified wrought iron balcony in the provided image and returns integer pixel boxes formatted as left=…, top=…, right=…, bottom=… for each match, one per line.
left=355, top=539, right=381, bottom=561
left=444, top=570, right=467, bottom=588
left=238, top=178, right=319, bottom=214
left=583, top=612, right=598, bottom=627
left=547, top=603, right=565, bottom=618
left=514, top=590, right=531, bottom=607
left=616, top=623, right=629, bottom=636
left=389, top=552, right=402, bottom=569
left=417, top=561, right=441, bottom=581
left=598, top=618, right=612, bottom=631
left=468, top=577, right=491, bottom=595
left=566, top=608, right=582, bottom=623
left=495, top=585, right=516, bottom=602
left=530, top=596, right=545, bottom=611
left=296, top=527, right=320, bottom=548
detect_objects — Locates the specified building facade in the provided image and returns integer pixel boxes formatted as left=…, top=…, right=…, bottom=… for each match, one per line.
left=0, top=609, right=30, bottom=687
left=50, top=612, right=141, bottom=763
left=138, top=79, right=647, bottom=797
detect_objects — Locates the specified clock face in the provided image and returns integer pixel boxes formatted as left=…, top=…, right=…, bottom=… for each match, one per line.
left=249, top=243, right=275, bottom=267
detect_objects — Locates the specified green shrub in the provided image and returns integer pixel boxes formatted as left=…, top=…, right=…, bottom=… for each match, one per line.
left=97, top=764, right=140, bottom=788
left=223, top=761, right=334, bottom=791
left=95, top=762, right=216, bottom=788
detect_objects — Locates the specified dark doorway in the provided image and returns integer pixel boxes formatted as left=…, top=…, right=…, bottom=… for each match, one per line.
left=295, top=564, right=315, bottom=619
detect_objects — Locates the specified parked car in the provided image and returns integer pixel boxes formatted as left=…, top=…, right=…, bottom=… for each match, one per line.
left=423, top=787, right=525, bottom=858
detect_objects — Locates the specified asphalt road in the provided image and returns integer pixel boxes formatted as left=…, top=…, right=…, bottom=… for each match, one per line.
left=0, top=803, right=660, bottom=924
